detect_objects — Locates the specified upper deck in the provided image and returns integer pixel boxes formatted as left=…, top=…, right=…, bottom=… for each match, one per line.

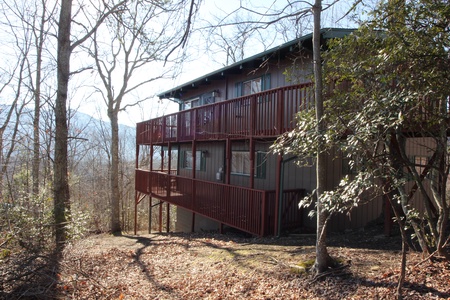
left=137, top=83, right=314, bottom=144
left=137, top=82, right=449, bottom=145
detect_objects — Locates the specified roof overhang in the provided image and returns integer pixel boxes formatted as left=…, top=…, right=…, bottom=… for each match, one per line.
left=158, top=28, right=355, bottom=100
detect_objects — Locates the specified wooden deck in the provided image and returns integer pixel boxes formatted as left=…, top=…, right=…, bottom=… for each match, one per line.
left=137, top=82, right=450, bottom=145
left=136, top=83, right=314, bottom=144
left=135, top=169, right=304, bottom=236
left=135, top=82, right=449, bottom=235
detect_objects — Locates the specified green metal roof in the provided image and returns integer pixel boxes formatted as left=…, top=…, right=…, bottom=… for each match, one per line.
left=158, top=28, right=354, bottom=99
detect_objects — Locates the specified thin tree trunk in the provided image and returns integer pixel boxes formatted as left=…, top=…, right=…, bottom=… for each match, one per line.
left=54, top=0, right=72, bottom=250
left=32, top=9, right=45, bottom=198
left=312, top=0, right=331, bottom=274
left=109, top=109, right=121, bottom=234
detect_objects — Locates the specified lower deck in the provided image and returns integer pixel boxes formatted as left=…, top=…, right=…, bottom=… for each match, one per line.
left=135, top=169, right=305, bottom=236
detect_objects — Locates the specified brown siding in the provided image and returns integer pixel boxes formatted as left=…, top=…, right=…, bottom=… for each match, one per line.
left=176, top=54, right=314, bottom=103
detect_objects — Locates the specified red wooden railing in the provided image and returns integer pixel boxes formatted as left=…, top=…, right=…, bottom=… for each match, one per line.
left=136, top=83, right=314, bottom=144
left=136, top=82, right=450, bottom=145
left=135, top=169, right=304, bottom=236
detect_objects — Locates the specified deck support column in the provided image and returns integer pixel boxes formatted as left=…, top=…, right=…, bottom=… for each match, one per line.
left=148, top=196, right=152, bottom=234
left=274, top=154, right=282, bottom=236
left=191, top=212, right=196, bottom=232
left=166, top=202, right=170, bottom=233
left=159, top=200, right=163, bottom=232
left=191, top=141, right=197, bottom=232
left=134, top=191, right=138, bottom=235
left=249, top=138, right=255, bottom=189
left=167, top=143, right=172, bottom=233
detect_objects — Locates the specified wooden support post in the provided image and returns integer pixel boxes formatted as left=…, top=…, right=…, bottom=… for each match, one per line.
left=160, top=145, right=164, bottom=172
left=274, top=154, right=282, bottom=236
left=191, top=212, right=196, bottom=232
left=166, top=202, right=170, bottom=233
left=134, top=191, right=138, bottom=235
left=159, top=200, right=163, bottom=232
left=191, top=141, right=196, bottom=213
left=148, top=196, right=152, bottom=234
left=167, top=142, right=171, bottom=233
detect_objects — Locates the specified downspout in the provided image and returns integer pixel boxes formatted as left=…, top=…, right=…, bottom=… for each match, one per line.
left=277, top=155, right=298, bottom=237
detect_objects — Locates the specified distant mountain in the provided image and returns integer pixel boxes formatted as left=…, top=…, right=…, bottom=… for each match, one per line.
left=0, top=105, right=136, bottom=161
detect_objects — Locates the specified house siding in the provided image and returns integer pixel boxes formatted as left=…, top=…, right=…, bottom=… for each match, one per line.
left=137, top=29, right=444, bottom=236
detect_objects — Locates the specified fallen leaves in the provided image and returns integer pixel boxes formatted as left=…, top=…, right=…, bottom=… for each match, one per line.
left=49, top=231, right=450, bottom=299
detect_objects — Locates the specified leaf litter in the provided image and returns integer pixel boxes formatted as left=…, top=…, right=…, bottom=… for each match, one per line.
left=54, top=226, right=450, bottom=300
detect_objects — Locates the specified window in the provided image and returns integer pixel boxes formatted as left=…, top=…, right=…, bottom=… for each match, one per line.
left=201, top=92, right=215, bottom=105
left=243, top=78, right=262, bottom=95
left=231, top=151, right=251, bottom=175
left=235, top=74, right=271, bottom=97
left=184, top=98, right=199, bottom=110
left=231, top=151, right=266, bottom=178
left=181, top=150, right=206, bottom=171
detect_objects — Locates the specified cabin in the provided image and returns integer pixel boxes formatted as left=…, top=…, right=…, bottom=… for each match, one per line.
left=134, top=28, right=448, bottom=236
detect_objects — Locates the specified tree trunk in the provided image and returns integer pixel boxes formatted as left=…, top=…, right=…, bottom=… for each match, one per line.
left=32, top=8, right=46, bottom=198
left=54, top=0, right=72, bottom=250
left=312, top=0, right=331, bottom=274
left=109, top=109, right=121, bottom=234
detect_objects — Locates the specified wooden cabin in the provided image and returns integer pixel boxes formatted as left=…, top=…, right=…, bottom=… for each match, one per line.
left=134, top=28, right=448, bottom=236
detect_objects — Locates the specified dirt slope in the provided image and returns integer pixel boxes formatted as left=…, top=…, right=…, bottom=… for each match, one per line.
left=54, top=228, right=450, bottom=300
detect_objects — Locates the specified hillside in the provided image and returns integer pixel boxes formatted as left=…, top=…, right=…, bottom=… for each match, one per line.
left=2, top=225, right=449, bottom=299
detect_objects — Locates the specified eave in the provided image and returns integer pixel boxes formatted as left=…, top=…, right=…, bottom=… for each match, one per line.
left=157, top=28, right=355, bottom=100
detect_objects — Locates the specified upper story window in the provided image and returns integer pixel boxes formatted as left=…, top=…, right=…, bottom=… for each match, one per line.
left=231, top=151, right=267, bottom=178
left=235, top=74, right=271, bottom=97
left=243, top=78, right=262, bottom=95
left=184, top=97, right=199, bottom=110
left=183, top=91, right=217, bottom=110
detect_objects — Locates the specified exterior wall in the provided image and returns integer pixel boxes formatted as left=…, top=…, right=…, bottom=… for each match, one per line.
left=171, top=131, right=438, bottom=234
left=175, top=207, right=220, bottom=233
left=178, top=141, right=225, bottom=182
left=153, top=40, right=442, bottom=235
left=178, top=53, right=313, bottom=105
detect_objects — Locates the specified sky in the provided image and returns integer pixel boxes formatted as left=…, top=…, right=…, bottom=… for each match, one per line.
left=112, top=0, right=362, bottom=127
left=0, top=0, right=363, bottom=128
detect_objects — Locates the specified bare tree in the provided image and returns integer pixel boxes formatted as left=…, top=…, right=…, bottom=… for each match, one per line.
left=87, top=0, right=196, bottom=234
left=54, top=0, right=127, bottom=248
left=29, top=0, right=56, bottom=198
left=0, top=2, right=33, bottom=202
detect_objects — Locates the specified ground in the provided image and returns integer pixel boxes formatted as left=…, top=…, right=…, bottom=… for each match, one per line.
left=1, top=225, right=450, bottom=299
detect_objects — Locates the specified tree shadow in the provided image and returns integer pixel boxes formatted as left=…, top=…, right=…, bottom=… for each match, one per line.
left=119, top=234, right=183, bottom=298
left=0, top=248, right=61, bottom=300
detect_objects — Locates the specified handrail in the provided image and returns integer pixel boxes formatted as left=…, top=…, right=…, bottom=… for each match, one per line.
left=136, top=82, right=314, bottom=144
left=135, top=169, right=304, bottom=236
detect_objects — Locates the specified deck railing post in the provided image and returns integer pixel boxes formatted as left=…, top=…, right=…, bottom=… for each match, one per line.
left=277, top=88, right=284, bottom=133
left=251, top=94, right=256, bottom=136
left=260, top=191, right=266, bottom=236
